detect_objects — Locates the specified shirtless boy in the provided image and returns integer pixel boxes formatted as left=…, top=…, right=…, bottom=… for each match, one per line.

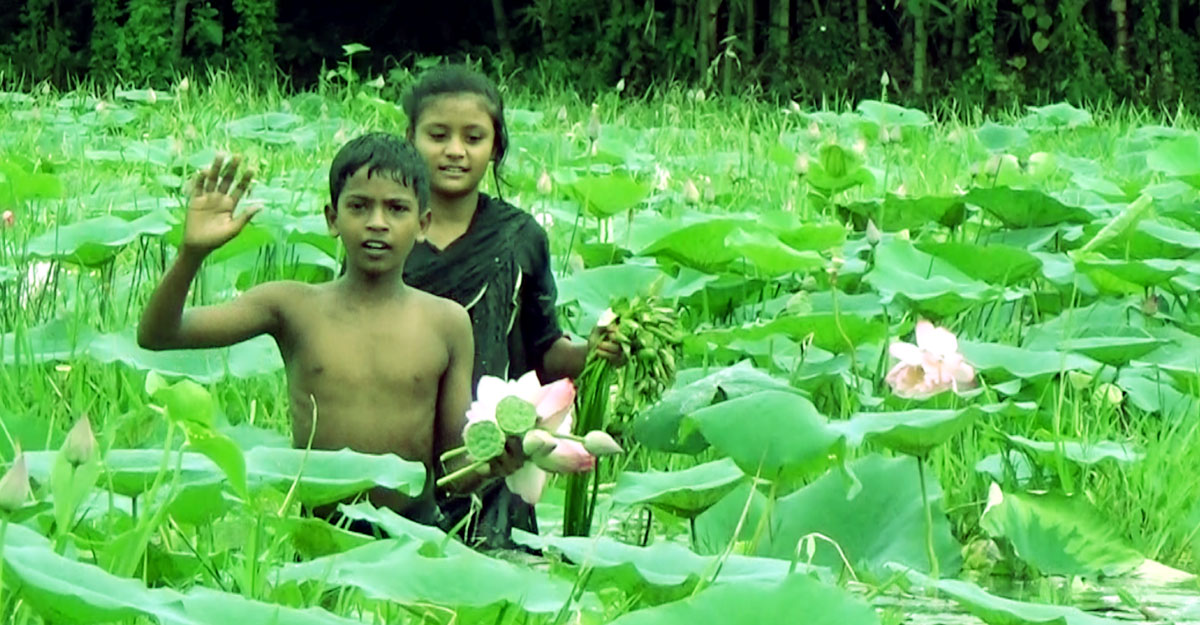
left=139, top=133, right=505, bottom=523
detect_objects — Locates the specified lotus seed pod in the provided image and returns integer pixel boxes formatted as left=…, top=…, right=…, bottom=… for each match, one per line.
left=495, top=396, right=538, bottom=435
left=0, top=452, right=29, bottom=513
left=583, top=431, right=624, bottom=456
left=63, top=414, right=97, bottom=466
left=464, top=420, right=506, bottom=461
left=522, top=429, right=558, bottom=457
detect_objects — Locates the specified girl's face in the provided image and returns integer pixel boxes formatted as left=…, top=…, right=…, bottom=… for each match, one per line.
left=411, top=93, right=496, bottom=201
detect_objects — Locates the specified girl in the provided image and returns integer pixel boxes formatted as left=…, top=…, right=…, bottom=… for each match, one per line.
left=401, top=65, right=618, bottom=550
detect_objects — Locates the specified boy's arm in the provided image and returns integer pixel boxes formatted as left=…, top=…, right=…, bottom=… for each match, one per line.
left=138, top=155, right=273, bottom=350
left=434, top=303, right=480, bottom=491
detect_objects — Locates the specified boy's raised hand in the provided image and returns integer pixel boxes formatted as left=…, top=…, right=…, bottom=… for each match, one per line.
left=184, top=154, right=260, bottom=254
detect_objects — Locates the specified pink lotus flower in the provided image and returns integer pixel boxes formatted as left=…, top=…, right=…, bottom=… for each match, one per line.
left=465, top=371, right=593, bottom=505
left=1, top=210, right=13, bottom=228
left=885, top=320, right=975, bottom=399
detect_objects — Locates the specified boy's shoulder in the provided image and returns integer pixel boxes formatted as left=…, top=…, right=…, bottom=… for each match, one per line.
left=408, top=288, right=471, bottom=334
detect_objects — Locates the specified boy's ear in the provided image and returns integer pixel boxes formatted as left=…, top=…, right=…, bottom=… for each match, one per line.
left=324, top=202, right=339, bottom=237
left=416, top=207, right=431, bottom=243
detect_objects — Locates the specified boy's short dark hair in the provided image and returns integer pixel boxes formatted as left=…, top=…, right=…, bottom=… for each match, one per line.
left=402, top=64, right=508, bottom=180
left=328, top=133, right=430, bottom=211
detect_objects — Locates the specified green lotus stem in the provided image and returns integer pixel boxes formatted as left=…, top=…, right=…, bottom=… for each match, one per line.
left=0, top=516, right=7, bottom=618
left=551, top=431, right=586, bottom=444
left=439, top=445, right=469, bottom=464
left=916, top=455, right=940, bottom=584
left=436, top=459, right=487, bottom=488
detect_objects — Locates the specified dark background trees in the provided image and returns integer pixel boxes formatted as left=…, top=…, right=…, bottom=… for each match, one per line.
left=2, top=0, right=1199, bottom=109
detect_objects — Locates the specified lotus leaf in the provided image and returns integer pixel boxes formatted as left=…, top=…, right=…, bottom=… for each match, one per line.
left=611, top=457, right=746, bottom=517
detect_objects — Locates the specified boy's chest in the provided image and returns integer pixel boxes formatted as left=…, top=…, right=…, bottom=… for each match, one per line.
left=287, top=314, right=450, bottom=390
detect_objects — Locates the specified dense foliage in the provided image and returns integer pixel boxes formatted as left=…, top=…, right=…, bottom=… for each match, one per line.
left=2, top=0, right=1200, bottom=108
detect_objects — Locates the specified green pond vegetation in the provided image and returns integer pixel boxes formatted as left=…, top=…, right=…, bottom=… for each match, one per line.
left=1, top=73, right=1200, bottom=623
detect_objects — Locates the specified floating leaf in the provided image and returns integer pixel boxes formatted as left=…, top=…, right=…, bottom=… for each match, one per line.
left=976, top=122, right=1031, bottom=152
left=857, top=100, right=930, bottom=127
left=638, top=218, right=744, bottom=273
left=958, top=341, right=1101, bottom=382
left=1019, top=102, right=1094, bottom=130
left=980, top=485, right=1145, bottom=577
left=692, top=312, right=887, bottom=356
left=686, top=390, right=842, bottom=481
left=1056, top=335, right=1166, bottom=366
left=1147, top=133, right=1200, bottom=178
left=611, top=457, right=746, bottom=518
left=898, top=568, right=1123, bottom=625
left=606, top=574, right=879, bottom=625
left=725, top=228, right=824, bottom=276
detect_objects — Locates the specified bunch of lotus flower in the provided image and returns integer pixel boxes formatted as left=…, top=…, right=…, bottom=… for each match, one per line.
left=436, top=372, right=623, bottom=504
left=597, top=295, right=683, bottom=418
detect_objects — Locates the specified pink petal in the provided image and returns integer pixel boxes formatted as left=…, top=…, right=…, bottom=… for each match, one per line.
left=536, top=378, right=576, bottom=431
left=512, top=371, right=544, bottom=402
left=885, top=362, right=926, bottom=398
left=915, top=321, right=958, bottom=356
left=889, top=341, right=924, bottom=365
left=506, top=462, right=549, bottom=505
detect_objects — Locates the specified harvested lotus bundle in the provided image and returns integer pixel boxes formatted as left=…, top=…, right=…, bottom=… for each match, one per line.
left=436, top=372, right=623, bottom=504
left=563, top=294, right=683, bottom=536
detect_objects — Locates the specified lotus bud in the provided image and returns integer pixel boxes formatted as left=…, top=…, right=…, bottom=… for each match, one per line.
left=865, top=220, right=881, bottom=246
left=789, top=101, right=801, bottom=114
left=896, top=183, right=908, bottom=197
left=147, top=88, right=158, bottom=105
left=537, top=170, right=553, bottom=195
left=853, top=138, right=868, bottom=155
left=1094, top=383, right=1124, bottom=406
left=896, top=229, right=910, bottom=240
left=653, top=165, right=671, bottom=191
left=881, top=70, right=891, bottom=88
left=557, top=105, right=569, bottom=123
left=807, top=121, right=821, bottom=140
left=693, top=89, right=706, bottom=103
left=583, top=431, right=624, bottom=456
left=522, top=429, right=558, bottom=457
left=64, top=414, right=97, bottom=466
left=0, top=452, right=30, bottom=513
left=1066, top=371, right=1094, bottom=390
left=178, top=77, right=190, bottom=93
left=683, top=179, right=701, bottom=204
left=616, top=78, right=626, bottom=93
left=587, top=103, right=601, bottom=142
left=2, top=210, right=13, bottom=228
left=365, top=75, right=385, bottom=89
left=795, top=153, right=810, bottom=175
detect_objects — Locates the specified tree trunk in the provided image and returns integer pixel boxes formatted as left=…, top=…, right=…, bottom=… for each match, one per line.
left=857, top=0, right=869, bottom=52
left=723, top=0, right=736, bottom=93
left=697, top=0, right=710, bottom=78
left=912, top=0, right=926, bottom=96
left=491, top=0, right=514, bottom=63
left=745, top=0, right=755, bottom=63
left=172, top=0, right=188, bottom=66
left=772, top=0, right=790, bottom=59
left=951, top=3, right=965, bottom=61
left=1112, top=0, right=1128, bottom=72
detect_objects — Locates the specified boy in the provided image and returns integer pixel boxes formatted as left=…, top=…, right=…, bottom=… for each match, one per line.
left=139, top=133, right=510, bottom=525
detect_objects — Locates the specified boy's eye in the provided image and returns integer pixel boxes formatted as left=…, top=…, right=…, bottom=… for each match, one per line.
left=389, top=204, right=410, bottom=213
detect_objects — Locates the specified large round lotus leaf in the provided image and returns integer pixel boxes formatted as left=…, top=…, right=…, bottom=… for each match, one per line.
left=844, top=194, right=967, bottom=232
left=513, top=530, right=829, bottom=605
left=607, top=573, right=879, bottom=625
left=694, top=312, right=886, bottom=355
left=980, top=485, right=1145, bottom=578
left=1074, top=258, right=1188, bottom=293
left=966, top=186, right=1093, bottom=228
left=1056, top=335, right=1166, bottom=366
left=632, top=361, right=799, bottom=454
left=25, top=211, right=173, bottom=267
left=865, top=237, right=1001, bottom=317
left=898, top=568, right=1124, bottom=625
left=917, top=240, right=1043, bottom=287
left=958, top=340, right=1102, bottom=382
left=1005, top=435, right=1143, bottom=466
left=686, top=390, right=842, bottom=481
left=571, top=172, right=651, bottom=218
left=833, top=408, right=976, bottom=457
left=611, top=457, right=746, bottom=518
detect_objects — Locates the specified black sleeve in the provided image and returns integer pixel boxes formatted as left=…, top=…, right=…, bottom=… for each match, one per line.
left=520, top=220, right=564, bottom=372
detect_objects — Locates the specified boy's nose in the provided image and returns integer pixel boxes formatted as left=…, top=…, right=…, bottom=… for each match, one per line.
left=366, top=207, right=388, bottom=229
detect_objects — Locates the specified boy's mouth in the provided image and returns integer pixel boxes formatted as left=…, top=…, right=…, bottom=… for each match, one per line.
left=362, top=240, right=391, bottom=250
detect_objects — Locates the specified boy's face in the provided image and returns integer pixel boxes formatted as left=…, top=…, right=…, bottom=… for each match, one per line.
left=326, top=166, right=429, bottom=277
left=412, top=93, right=495, bottom=199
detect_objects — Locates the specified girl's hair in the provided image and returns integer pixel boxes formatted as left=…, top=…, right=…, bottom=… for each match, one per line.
left=402, top=64, right=508, bottom=189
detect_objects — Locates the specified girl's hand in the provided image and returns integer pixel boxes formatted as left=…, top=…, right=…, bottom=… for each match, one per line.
left=183, top=154, right=259, bottom=255
left=588, top=325, right=626, bottom=366
left=487, top=436, right=527, bottom=478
